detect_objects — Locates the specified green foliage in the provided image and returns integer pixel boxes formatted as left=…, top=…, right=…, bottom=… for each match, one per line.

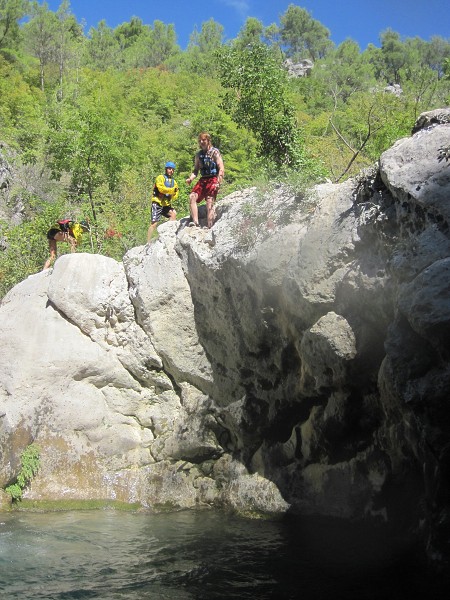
left=175, top=18, right=224, bottom=75
left=0, top=194, right=69, bottom=296
left=218, top=43, right=307, bottom=171
left=233, top=17, right=264, bottom=50
left=5, top=443, right=40, bottom=501
left=46, top=71, right=139, bottom=238
left=0, top=0, right=27, bottom=53
left=444, top=58, right=450, bottom=79
left=84, top=17, right=180, bottom=70
left=279, top=4, right=333, bottom=61
left=314, top=39, right=376, bottom=103
left=84, top=20, right=120, bottom=70
left=380, top=29, right=409, bottom=84
left=0, top=7, right=449, bottom=297
left=0, top=56, right=46, bottom=159
left=22, top=1, right=58, bottom=91
left=22, top=0, right=84, bottom=94
left=335, top=91, right=412, bottom=160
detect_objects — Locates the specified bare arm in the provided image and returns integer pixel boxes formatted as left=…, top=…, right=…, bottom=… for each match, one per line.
left=186, top=154, right=200, bottom=185
left=215, top=150, right=224, bottom=184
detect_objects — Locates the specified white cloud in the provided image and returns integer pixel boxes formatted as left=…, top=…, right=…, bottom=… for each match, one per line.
left=220, top=0, right=250, bottom=20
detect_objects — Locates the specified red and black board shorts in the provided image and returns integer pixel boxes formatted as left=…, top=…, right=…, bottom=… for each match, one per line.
left=192, top=177, right=218, bottom=203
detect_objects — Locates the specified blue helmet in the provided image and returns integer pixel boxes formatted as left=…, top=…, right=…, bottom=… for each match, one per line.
left=165, top=161, right=176, bottom=169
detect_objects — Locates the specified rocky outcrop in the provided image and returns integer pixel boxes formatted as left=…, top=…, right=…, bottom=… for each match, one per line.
left=0, top=143, right=64, bottom=229
left=1, top=109, right=450, bottom=565
left=384, top=83, right=403, bottom=96
left=0, top=144, right=24, bottom=226
left=283, top=58, right=313, bottom=78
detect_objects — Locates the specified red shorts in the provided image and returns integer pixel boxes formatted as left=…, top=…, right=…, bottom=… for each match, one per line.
left=192, top=177, right=218, bottom=203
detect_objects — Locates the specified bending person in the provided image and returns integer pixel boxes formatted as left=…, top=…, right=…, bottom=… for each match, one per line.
left=43, top=219, right=90, bottom=270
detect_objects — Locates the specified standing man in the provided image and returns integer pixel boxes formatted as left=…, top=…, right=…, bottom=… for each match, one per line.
left=147, top=161, right=179, bottom=242
left=186, top=132, right=224, bottom=229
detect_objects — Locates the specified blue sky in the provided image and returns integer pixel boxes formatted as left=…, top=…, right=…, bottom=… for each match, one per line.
left=45, top=0, right=450, bottom=50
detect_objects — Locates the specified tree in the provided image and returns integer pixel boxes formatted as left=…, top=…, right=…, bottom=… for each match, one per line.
left=192, top=18, right=224, bottom=54
left=23, top=1, right=83, bottom=95
left=279, top=4, right=333, bottom=61
left=327, top=91, right=412, bottom=181
left=113, top=16, right=155, bottom=69
left=0, top=0, right=27, bottom=54
left=444, top=57, right=450, bottom=80
left=84, top=20, right=120, bottom=70
left=419, top=35, right=450, bottom=79
left=46, top=83, right=137, bottom=241
left=118, top=19, right=179, bottom=69
left=181, top=18, right=224, bottom=75
left=314, top=39, right=376, bottom=103
left=22, top=1, right=57, bottom=91
left=380, top=29, right=407, bottom=84
left=114, top=15, right=145, bottom=51
left=233, top=17, right=264, bottom=50
left=0, top=56, right=46, bottom=158
left=262, top=23, right=280, bottom=50
left=218, top=42, right=305, bottom=169
left=403, top=67, right=441, bottom=119
left=149, top=20, right=179, bottom=66
left=54, top=0, right=84, bottom=98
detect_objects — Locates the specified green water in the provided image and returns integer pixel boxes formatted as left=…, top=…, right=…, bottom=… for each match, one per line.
left=0, top=510, right=447, bottom=599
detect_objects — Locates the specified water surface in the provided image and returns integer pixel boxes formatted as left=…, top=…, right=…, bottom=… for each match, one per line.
left=0, top=510, right=447, bottom=599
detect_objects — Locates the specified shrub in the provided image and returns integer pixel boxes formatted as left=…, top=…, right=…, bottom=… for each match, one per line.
left=5, top=443, right=41, bottom=501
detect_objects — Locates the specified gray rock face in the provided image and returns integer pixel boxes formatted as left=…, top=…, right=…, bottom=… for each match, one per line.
left=1, top=110, right=450, bottom=564
left=411, top=107, right=450, bottom=134
left=384, top=83, right=403, bottom=96
left=283, top=58, right=314, bottom=78
left=0, top=144, right=27, bottom=227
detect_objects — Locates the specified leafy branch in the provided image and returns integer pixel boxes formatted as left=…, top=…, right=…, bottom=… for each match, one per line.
left=330, top=104, right=384, bottom=183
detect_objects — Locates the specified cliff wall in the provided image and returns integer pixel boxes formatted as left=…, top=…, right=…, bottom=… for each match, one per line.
left=1, top=109, right=449, bottom=564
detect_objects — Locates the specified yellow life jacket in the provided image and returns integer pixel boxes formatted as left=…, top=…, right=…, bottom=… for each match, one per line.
left=153, top=174, right=179, bottom=206
left=70, top=222, right=83, bottom=243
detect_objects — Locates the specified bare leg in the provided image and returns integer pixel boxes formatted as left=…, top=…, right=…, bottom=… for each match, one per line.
left=189, top=193, right=200, bottom=225
left=43, top=239, right=57, bottom=270
left=206, top=197, right=215, bottom=229
left=43, top=232, right=77, bottom=270
left=147, top=222, right=158, bottom=242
